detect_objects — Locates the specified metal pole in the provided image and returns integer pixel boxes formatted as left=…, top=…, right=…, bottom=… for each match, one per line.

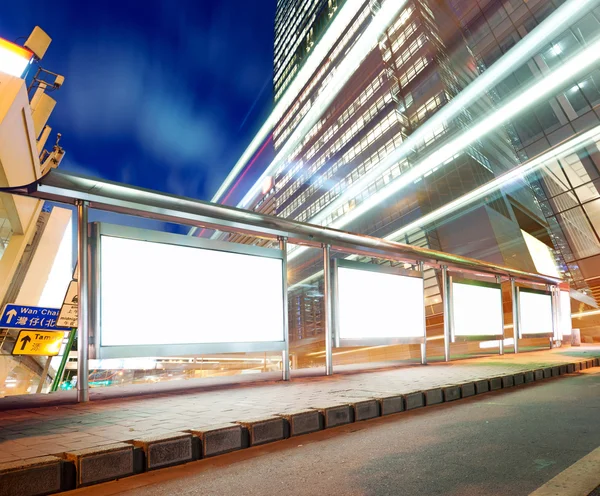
left=36, top=355, right=53, bottom=394
left=511, top=277, right=519, bottom=354
left=441, top=265, right=451, bottom=362
left=497, top=275, right=504, bottom=356
left=549, top=285, right=558, bottom=349
left=279, top=237, right=290, bottom=381
left=323, top=244, right=333, bottom=376
left=50, top=328, right=76, bottom=392
left=77, top=200, right=89, bottom=402
left=419, top=261, right=427, bottom=365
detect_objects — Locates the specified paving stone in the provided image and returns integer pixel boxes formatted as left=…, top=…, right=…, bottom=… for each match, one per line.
left=352, top=400, right=380, bottom=421
left=424, top=389, right=443, bottom=406
left=279, top=410, right=323, bottom=437
left=514, top=373, right=525, bottom=386
left=237, top=417, right=288, bottom=446
left=475, top=380, right=490, bottom=394
left=595, top=358, right=599, bottom=367
left=587, top=359, right=594, bottom=368
left=502, top=375, right=514, bottom=388
left=189, top=423, right=245, bottom=458
left=461, top=383, right=475, bottom=398
left=567, top=363, right=576, bottom=374
left=377, top=395, right=404, bottom=415
left=580, top=361, right=587, bottom=370
left=65, top=442, right=133, bottom=487
left=443, top=386, right=461, bottom=402
left=489, top=377, right=502, bottom=391
left=558, top=365, right=567, bottom=375
left=0, top=456, right=65, bottom=496
left=551, top=366, right=560, bottom=377
left=315, top=405, right=353, bottom=428
left=543, top=368, right=553, bottom=378
left=524, top=371, right=535, bottom=383
left=534, top=369, right=544, bottom=381
left=131, top=432, right=193, bottom=471
left=405, top=392, right=425, bottom=410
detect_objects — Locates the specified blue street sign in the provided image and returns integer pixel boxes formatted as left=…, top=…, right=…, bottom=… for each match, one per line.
left=0, top=304, right=71, bottom=331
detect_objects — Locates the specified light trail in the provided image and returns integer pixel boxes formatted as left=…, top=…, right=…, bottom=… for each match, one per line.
left=206, top=0, right=367, bottom=205
left=302, top=0, right=600, bottom=229
left=235, top=0, right=410, bottom=211
left=286, top=124, right=600, bottom=290
left=287, top=31, right=600, bottom=261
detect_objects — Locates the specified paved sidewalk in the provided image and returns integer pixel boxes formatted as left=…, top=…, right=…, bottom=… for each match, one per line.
left=1, top=346, right=598, bottom=467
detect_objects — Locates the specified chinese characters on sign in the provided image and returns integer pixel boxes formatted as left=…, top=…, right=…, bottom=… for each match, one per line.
left=0, top=305, right=70, bottom=331
left=12, top=330, right=64, bottom=356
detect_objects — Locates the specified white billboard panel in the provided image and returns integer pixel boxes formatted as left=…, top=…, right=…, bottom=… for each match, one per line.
left=451, top=281, right=503, bottom=340
left=337, top=265, right=424, bottom=341
left=559, top=291, right=572, bottom=337
left=100, top=235, right=285, bottom=347
left=518, top=289, right=553, bottom=337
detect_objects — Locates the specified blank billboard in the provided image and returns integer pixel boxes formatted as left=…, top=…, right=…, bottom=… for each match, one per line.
left=518, top=289, right=553, bottom=337
left=451, top=281, right=503, bottom=340
left=337, top=265, right=424, bottom=341
left=560, top=291, right=572, bottom=337
left=100, top=235, right=285, bottom=347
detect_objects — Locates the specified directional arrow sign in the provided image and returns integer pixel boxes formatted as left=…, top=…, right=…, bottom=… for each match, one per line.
left=12, top=330, right=64, bottom=356
left=0, top=304, right=70, bottom=331
left=19, top=334, right=31, bottom=350
left=5, top=309, right=17, bottom=324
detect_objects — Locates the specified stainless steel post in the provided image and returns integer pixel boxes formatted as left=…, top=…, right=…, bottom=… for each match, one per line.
left=323, top=244, right=333, bottom=376
left=419, top=261, right=427, bottom=365
left=442, top=265, right=451, bottom=362
left=549, top=284, right=558, bottom=349
left=497, top=275, right=504, bottom=356
left=77, top=200, right=89, bottom=402
left=279, top=237, right=290, bottom=381
left=511, top=277, right=519, bottom=354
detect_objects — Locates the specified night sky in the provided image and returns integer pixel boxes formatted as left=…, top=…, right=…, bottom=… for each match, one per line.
left=1, top=0, right=276, bottom=212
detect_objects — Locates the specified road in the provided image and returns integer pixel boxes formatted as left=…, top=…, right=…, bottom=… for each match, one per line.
left=69, top=369, right=600, bottom=496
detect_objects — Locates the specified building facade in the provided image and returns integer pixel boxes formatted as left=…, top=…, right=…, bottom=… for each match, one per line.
left=227, top=0, right=600, bottom=344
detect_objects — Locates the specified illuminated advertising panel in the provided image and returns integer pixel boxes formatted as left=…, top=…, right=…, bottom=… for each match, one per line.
left=95, top=226, right=285, bottom=358
left=336, top=261, right=424, bottom=345
left=518, top=289, right=553, bottom=337
left=451, top=280, right=503, bottom=340
left=559, top=291, right=572, bottom=337
left=0, top=37, right=32, bottom=78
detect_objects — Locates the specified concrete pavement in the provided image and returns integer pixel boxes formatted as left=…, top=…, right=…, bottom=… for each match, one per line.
left=66, top=368, right=600, bottom=496
left=1, top=346, right=599, bottom=494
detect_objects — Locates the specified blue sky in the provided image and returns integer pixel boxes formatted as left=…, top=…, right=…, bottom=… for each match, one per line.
left=1, top=0, right=276, bottom=210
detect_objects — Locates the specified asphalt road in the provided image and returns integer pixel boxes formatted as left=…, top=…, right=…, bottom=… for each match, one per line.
left=69, top=369, right=600, bottom=496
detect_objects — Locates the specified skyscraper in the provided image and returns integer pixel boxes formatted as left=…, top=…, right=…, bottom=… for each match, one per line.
left=226, top=0, right=600, bottom=346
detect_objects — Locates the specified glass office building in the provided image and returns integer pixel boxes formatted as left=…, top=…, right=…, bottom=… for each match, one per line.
left=225, top=0, right=600, bottom=350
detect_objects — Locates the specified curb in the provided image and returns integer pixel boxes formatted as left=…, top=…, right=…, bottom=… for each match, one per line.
left=0, top=357, right=598, bottom=495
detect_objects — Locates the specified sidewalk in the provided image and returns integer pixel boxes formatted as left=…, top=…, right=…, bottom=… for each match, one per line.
left=1, top=346, right=599, bottom=494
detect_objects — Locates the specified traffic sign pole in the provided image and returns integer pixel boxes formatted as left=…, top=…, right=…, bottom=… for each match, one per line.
left=50, top=328, right=76, bottom=392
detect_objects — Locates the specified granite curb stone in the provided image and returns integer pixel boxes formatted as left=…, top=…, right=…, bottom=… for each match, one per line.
left=278, top=410, right=323, bottom=436
left=188, top=423, right=245, bottom=458
left=64, top=442, right=133, bottom=487
left=131, top=432, right=193, bottom=471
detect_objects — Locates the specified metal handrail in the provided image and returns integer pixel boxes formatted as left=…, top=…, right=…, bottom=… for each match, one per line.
left=11, top=169, right=561, bottom=285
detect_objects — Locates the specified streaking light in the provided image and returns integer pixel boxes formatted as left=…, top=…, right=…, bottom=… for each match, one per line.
left=304, top=0, right=599, bottom=229
left=206, top=0, right=366, bottom=207
left=0, top=37, right=32, bottom=78
left=297, top=34, right=600, bottom=255
left=236, top=0, right=411, bottom=211
left=383, top=124, right=600, bottom=242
